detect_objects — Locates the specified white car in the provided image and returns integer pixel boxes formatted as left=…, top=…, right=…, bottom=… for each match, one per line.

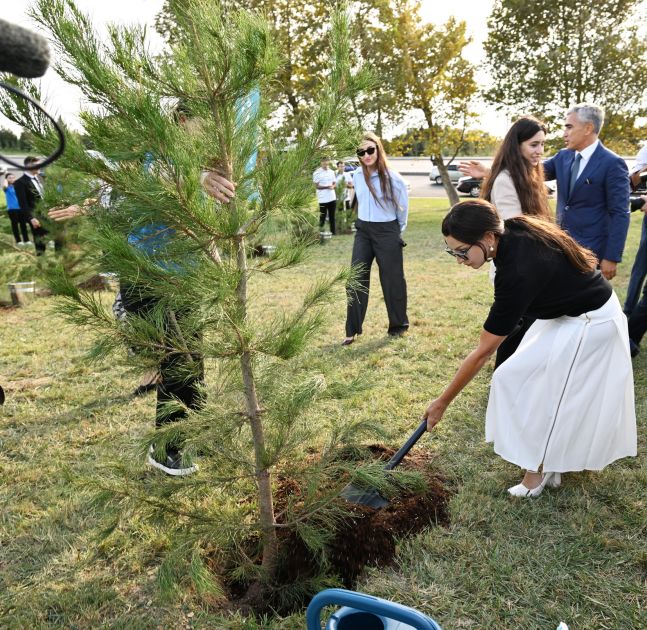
left=429, top=163, right=461, bottom=185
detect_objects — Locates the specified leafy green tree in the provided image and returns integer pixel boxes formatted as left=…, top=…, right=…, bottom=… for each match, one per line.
left=157, top=0, right=335, bottom=139
left=391, top=0, right=477, bottom=204
left=0, top=127, right=20, bottom=149
left=2, top=0, right=423, bottom=605
left=344, top=0, right=403, bottom=137
left=484, top=0, right=647, bottom=134
left=385, top=127, right=500, bottom=157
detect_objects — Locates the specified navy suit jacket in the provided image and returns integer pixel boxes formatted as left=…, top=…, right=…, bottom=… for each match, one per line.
left=543, top=143, right=630, bottom=262
left=13, top=174, right=43, bottom=222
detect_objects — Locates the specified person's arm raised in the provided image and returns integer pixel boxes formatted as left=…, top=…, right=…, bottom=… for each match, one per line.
left=457, top=160, right=489, bottom=179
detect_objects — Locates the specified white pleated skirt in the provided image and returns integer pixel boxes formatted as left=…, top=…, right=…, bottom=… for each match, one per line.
left=486, top=293, right=637, bottom=473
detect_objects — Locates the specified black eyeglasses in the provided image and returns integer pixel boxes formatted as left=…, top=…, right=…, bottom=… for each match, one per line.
left=444, top=244, right=472, bottom=260
left=356, top=146, right=377, bottom=157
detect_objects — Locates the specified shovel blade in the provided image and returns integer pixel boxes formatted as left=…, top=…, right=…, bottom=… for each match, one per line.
left=340, top=482, right=389, bottom=509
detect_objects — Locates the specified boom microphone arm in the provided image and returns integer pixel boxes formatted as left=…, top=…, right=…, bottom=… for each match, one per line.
left=0, top=18, right=65, bottom=169
left=0, top=82, right=66, bottom=169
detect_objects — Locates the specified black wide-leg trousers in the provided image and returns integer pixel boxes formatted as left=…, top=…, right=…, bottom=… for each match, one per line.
left=345, top=219, right=408, bottom=337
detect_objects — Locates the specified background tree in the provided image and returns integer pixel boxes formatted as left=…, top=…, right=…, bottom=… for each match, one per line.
left=385, top=126, right=500, bottom=157
left=345, top=0, right=403, bottom=137
left=392, top=0, right=477, bottom=204
left=484, top=0, right=647, bottom=152
left=0, top=127, right=20, bottom=149
left=1, top=0, right=423, bottom=606
left=157, top=0, right=334, bottom=139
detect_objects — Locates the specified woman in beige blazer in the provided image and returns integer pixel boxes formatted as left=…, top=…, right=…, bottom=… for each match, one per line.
left=477, top=116, right=553, bottom=366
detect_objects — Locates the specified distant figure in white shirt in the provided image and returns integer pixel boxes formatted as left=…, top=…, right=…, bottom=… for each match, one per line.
left=313, top=157, right=337, bottom=235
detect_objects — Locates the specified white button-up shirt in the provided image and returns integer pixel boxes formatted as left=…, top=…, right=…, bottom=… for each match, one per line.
left=574, top=139, right=599, bottom=180
left=353, top=168, right=409, bottom=232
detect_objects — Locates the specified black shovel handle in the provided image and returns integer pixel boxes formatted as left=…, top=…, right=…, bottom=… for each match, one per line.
left=384, top=419, right=428, bottom=471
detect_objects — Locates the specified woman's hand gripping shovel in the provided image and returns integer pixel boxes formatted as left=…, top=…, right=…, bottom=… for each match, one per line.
left=340, top=419, right=429, bottom=509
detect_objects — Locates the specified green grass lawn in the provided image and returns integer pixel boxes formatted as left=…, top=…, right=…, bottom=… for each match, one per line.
left=1, top=198, right=645, bottom=629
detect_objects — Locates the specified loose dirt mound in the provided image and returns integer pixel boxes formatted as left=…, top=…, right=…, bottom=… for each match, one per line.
left=226, top=445, right=450, bottom=615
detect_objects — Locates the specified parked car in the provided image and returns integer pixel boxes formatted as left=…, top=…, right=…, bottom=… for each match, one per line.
left=456, top=175, right=483, bottom=198
left=429, top=163, right=461, bottom=185
left=341, top=157, right=360, bottom=171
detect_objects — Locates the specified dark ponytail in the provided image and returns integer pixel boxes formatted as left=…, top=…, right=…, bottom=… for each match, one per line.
left=442, top=200, right=597, bottom=273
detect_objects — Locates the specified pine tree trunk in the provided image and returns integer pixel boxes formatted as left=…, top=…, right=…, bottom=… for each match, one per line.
left=235, top=233, right=278, bottom=580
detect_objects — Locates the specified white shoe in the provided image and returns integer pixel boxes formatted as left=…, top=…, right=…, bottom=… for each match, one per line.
left=543, top=472, right=562, bottom=488
left=147, top=444, right=198, bottom=477
left=16, top=241, right=25, bottom=248
left=508, top=472, right=558, bottom=498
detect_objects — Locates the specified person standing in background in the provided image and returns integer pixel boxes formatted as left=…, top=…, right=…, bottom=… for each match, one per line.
left=460, top=104, right=630, bottom=281
left=479, top=115, right=552, bottom=367
left=13, top=156, right=48, bottom=254
left=336, top=160, right=354, bottom=210
left=621, top=143, right=647, bottom=317
left=336, top=160, right=355, bottom=232
left=342, top=132, right=409, bottom=345
left=2, top=171, right=30, bottom=246
left=313, top=157, right=337, bottom=235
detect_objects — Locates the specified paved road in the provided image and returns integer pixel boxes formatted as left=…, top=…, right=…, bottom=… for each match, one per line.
left=405, top=174, right=453, bottom=199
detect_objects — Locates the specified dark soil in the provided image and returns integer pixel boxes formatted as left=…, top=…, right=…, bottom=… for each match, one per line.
left=223, top=445, right=450, bottom=616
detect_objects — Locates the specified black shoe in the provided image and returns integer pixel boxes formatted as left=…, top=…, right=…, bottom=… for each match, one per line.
left=147, top=445, right=198, bottom=476
left=0, top=385, right=4, bottom=405
left=388, top=327, right=408, bottom=338
left=630, top=338, right=640, bottom=358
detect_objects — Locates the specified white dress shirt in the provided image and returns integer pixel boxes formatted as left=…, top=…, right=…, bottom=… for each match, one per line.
left=574, top=139, right=599, bottom=180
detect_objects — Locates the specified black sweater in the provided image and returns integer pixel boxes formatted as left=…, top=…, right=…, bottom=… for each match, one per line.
left=484, top=224, right=612, bottom=337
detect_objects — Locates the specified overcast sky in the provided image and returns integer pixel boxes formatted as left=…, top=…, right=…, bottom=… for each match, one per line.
left=3, top=0, right=506, bottom=138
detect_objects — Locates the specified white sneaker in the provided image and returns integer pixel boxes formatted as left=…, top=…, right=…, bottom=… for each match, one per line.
left=147, top=444, right=198, bottom=477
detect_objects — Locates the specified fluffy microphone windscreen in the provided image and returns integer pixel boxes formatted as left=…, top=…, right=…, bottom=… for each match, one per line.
left=0, top=19, right=50, bottom=78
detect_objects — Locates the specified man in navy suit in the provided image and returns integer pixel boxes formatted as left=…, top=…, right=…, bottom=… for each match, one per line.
left=460, top=104, right=630, bottom=280
left=13, top=155, right=48, bottom=255
left=543, top=104, right=630, bottom=280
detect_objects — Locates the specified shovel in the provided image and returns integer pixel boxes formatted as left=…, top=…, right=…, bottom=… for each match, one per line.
left=341, top=419, right=429, bottom=509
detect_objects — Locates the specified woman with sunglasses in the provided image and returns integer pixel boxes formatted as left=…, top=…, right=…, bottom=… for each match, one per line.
left=342, top=132, right=409, bottom=345
left=423, top=199, right=635, bottom=497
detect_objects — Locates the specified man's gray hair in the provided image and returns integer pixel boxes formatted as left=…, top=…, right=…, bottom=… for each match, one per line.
left=567, top=103, right=605, bottom=134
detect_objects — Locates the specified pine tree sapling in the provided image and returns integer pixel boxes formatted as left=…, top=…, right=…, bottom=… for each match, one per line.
left=4, top=0, right=413, bottom=605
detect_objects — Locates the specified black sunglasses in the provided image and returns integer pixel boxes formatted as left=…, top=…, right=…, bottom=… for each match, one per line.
left=356, top=146, right=377, bottom=157
left=444, top=244, right=472, bottom=260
